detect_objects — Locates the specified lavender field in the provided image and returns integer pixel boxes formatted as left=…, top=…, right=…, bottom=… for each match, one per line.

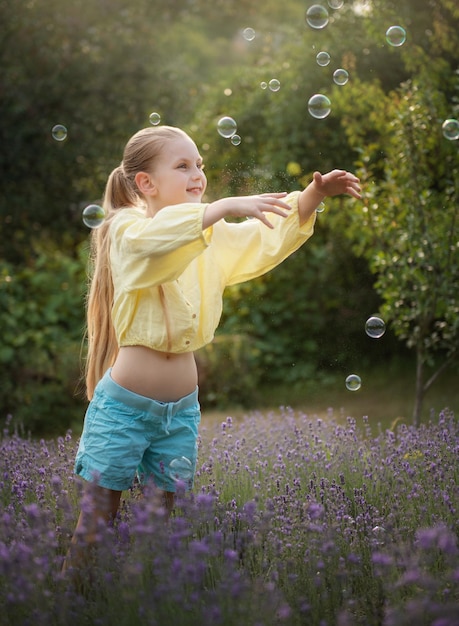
left=1, top=407, right=459, bottom=626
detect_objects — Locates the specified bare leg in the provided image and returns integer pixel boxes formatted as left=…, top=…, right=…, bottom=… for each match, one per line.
left=162, top=490, right=175, bottom=517
left=62, top=483, right=122, bottom=576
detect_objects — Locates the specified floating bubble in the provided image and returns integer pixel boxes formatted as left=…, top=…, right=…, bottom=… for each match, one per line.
left=328, top=0, right=344, bottom=8
left=52, top=124, right=67, bottom=141
left=316, top=202, right=325, bottom=213
left=308, top=94, right=331, bottom=119
left=217, top=116, right=237, bottom=138
left=345, top=374, right=362, bottom=391
left=149, top=112, right=161, bottom=126
left=365, top=316, right=386, bottom=339
left=169, top=456, right=193, bottom=482
left=242, top=27, right=256, bottom=41
left=82, top=204, right=105, bottom=229
left=333, top=68, right=349, bottom=85
left=305, top=4, right=329, bottom=29
left=316, top=51, right=331, bottom=67
left=260, top=81, right=268, bottom=90
left=231, top=134, right=242, bottom=146
left=385, top=25, right=406, bottom=47
left=269, top=78, right=281, bottom=92
left=442, top=118, right=459, bottom=141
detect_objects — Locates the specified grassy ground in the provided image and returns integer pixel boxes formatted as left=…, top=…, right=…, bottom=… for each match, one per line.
left=201, top=360, right=459, bottom=436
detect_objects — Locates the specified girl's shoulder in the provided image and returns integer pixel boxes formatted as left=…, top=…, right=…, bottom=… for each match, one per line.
left=112, top=206, right=147, bottom=223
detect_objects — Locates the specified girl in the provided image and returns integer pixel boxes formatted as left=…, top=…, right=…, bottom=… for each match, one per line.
left=64, top=125, right=360, bottom=569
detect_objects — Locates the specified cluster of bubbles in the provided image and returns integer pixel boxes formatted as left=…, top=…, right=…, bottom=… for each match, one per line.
left=345, top=316, right=386, bottom=392
left=260, top=78, right=281, bottom=91
left=260, top=79, right=281, bottom=92
left=217, top=116, right=241, bottom=145
left=305, top=1, right=409, bottom=119
left=169, top=456, right=193, bottom=483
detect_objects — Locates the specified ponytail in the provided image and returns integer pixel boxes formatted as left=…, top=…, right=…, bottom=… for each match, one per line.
left=85, top=164, right=139, bottom=399
left=83, top=126, right=191, bottom=399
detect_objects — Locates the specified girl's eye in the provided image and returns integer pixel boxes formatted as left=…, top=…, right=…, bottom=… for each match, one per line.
left=198, top=162, right=205, bottom=170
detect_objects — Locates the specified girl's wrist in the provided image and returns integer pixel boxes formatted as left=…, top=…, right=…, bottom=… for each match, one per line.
left=309, top=180, right=327, bottom=202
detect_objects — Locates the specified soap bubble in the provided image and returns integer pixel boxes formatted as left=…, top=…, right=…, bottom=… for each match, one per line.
left=149, top=112, right=161, bottom=125
left=52, top=124, right=67, bottom=141
left=231, top=134, right=241, bottom=145
left=442, top=119, right=459, bottom=141
left=333, top=68, right=349, bottom=85
left=345, top=374, right=362, bottom=391
left=269, top=78, right=281, bottom=92
left=169, top=456, right=193, bottom=483
left=385, top=25, right=406, bottom=47
left=305, top=4, right=329, bottom=29
left=217, top=116, right=237, bottom=138
left=316, top=202, right=325, bottom=213
left=328, top=0, right=344, bottom=8
left=308, top=94, right=331, bottom=119
left=82, top=204, right=105, bottom=229
left=242, top=27, right=256, bottom=41
left=316, top=51, right=331, bottom=66
left=365, top=316, right=386, bottom=339
left=260, top=81, right=268, bottom=90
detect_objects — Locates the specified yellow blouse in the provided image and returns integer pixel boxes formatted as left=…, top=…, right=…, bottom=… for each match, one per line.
left=109, top=191, right=316, bottom=353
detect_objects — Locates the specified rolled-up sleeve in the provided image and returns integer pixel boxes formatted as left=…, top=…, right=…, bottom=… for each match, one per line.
left=110, top=204, right=212, bottom=291
left=209, top=191, right=316, bottom=286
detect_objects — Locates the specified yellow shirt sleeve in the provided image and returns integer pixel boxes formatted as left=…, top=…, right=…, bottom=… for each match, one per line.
left=110, top=204, right=212, bottom=291
left=209, top=191, right=316, bottom=286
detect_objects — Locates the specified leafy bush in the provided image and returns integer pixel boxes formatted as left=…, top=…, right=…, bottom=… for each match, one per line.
left=0, top=241, right=87, bottom=434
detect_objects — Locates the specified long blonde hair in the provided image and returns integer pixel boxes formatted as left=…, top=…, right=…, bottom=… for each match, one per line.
left=85, top=125, right=190, bottom=399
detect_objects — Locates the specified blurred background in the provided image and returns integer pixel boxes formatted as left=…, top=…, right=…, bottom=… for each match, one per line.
left=0, top=0, right=458, bottom=434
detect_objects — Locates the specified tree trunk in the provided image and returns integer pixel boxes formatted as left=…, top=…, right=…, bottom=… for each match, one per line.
left=412, top=345, right=424, bottom=427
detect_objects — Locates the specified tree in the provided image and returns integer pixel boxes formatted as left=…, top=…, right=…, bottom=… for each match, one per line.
left=339, top=73, right=458, bottom=425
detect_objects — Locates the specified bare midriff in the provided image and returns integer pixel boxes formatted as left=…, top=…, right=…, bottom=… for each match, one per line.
left=110, top=345, right=198, bottom=402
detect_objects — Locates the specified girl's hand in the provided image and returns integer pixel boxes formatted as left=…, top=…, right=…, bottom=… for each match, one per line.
left=204, top=192, right=292, bottom=229
left=229, top=192, right=292, bottom=228
left=312, top=170, right=361, bottom=199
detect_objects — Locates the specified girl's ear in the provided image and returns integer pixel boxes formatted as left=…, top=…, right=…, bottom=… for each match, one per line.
left=135, top=171, right=157, bottom=196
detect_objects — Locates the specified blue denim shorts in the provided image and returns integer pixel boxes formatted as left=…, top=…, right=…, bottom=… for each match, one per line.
left=74, top=369, right=201, bottom=492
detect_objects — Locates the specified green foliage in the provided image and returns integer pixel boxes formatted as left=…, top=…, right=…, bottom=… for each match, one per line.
left=196, top=334, right=262, bottom=407
left=0, top=241, right=88, bottom=433
left=218, top=219, right=384, bottom=387
left=339, top=72, right=459, bottom=423
left=1, top=0, right=459, bottom=431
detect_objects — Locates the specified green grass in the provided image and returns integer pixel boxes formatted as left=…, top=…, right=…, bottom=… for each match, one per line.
left=202, top=359, right=459, bottom=435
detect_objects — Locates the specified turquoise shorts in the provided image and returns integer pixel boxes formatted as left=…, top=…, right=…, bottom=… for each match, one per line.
left=74, top=369, right=201, bottom=492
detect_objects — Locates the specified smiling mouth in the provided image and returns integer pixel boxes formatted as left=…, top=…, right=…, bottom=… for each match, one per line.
left=187, top=187, right=202, bottom=193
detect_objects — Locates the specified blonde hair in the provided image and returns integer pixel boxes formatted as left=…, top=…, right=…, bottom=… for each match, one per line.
left=85, top=125, right=190, bottom=399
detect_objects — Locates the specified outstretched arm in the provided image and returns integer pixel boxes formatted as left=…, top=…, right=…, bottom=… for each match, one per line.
left=298, top=170, right=361, bottom=225
left=202, top=193, right=292, bottom=230
left=202, top=169, right=361, bottom=230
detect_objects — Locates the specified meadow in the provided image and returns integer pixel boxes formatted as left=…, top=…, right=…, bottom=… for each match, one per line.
left=1, top=402, right=458, bottom=626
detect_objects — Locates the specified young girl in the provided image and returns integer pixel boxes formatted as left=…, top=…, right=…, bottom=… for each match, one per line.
left=65, top=125, right=360, bottom=569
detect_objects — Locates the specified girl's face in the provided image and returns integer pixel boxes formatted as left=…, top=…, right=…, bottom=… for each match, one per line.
left=148, top=135, right=207, bottom=211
